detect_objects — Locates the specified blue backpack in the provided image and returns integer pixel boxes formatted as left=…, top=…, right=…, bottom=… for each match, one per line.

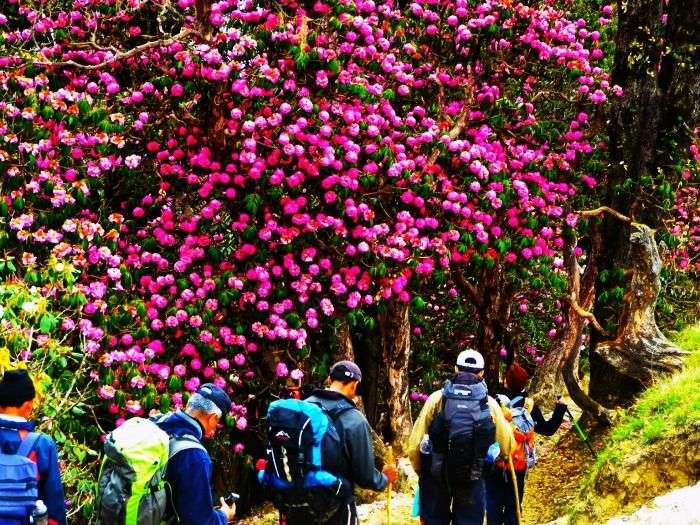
left=258, top=398, right=352, bottom=522
left=0, top=432, right=40, bottom=524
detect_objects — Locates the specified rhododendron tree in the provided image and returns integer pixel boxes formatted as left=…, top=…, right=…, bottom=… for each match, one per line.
left=1, top=0, right=625, bottom=444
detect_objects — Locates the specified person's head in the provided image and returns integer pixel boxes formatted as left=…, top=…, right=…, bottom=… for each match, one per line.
left=0, top=370, right=36, bottom=419
left=185, top=383, right=232, bottom=438
left=504, top=362, right=530, bottom=393
left=328, top=360, right=362, bottom=399
left=455, top=349, right=485, bottom=377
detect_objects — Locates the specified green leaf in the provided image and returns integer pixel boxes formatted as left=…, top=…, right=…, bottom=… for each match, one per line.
left=244, top=193, right=262, bottom=215
left=39, top=314, right=58, bottom=333
left=412, top=296, right=427, bottom=310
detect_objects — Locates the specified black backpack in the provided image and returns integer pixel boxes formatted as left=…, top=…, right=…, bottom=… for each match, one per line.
left=428, top=378, right=496, bottom=484
left=258, top=398, right=353, bottom=523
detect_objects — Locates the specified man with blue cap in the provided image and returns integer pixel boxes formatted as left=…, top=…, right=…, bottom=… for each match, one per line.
left=300, top=361, right=397, bottom=525
left=156, top=383, right=237, bottom=524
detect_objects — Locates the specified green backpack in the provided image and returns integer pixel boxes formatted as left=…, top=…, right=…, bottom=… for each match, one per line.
left=98, top=417, right=205, bottom=525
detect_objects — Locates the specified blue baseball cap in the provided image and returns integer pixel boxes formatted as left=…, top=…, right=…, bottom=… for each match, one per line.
left=330, top=360, right=363, bottom=383
left=197, top=383, right=232, bottom=415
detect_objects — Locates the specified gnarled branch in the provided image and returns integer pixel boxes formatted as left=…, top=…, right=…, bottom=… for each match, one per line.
left=33, top=28, right=197, bottom=70
left=451, top=269, right=480, bottom=306
left=564, top=294, right=611, bottom=337
left=579, top=206, right=631, bottom=223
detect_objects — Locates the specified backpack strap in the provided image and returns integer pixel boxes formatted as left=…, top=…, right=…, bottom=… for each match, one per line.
left=169, top=434, right=206, bottom=459
left=509, top=395, right=525, bottom=408
left=17, top=432, right=40, bottom=458
left=312, top=401, right=355, bottom=464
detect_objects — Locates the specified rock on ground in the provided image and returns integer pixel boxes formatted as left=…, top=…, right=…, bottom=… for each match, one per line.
left=603, top=481, right=700, bottom=525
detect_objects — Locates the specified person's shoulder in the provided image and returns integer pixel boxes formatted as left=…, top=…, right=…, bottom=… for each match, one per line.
left=427, top=390, right=443, bottom=403
left=486, top=395, right=502, bottom=411
left=33, top=431, right=58, bottom=451
left=170, top=439, right=211, bottom=468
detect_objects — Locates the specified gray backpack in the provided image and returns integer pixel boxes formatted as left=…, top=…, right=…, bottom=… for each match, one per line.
left=98, top=417, right=205, bottom=525
left=428, top=379, right=496, bottom=484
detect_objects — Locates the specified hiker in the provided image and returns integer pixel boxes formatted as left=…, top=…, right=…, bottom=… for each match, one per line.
left=260, top=360, right=397, bottom=525
left=484, top=362, right=567, bottom=525
left=156, top=384, right=237, bottom=524
left=0, top=370, right=66, bottom=525
left=407, top=349, right=515, bottom=525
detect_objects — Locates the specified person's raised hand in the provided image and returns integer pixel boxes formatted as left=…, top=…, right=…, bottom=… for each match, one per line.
left=220, top=497, right=236, bottom=523
left=382, top=464, right=398, bottom=484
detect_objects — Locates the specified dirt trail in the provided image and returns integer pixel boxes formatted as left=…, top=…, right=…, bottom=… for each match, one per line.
left=522, top=418, right=598, bottom=525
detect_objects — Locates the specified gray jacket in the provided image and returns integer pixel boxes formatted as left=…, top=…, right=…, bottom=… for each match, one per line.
left=306, top=390, right=388, bottom=492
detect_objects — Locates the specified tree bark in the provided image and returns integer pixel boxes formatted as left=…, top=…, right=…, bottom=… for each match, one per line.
left=334, top=318, right=355, bottom=362
left=592, top=224, right=687, bottom=405
left=561, top=233, right=613, bottom=425
left=591, top=0, right=700, bottom=403
left=453, top=262, right=514, bottom=393
left=379, top=299, right=413, bottom=448
left=529, top=343, right=566, bottom=408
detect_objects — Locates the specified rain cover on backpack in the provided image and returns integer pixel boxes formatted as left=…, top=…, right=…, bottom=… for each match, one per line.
left=0, top=433, right=40, bottom=525
left=429, top=379, right=496, bottom=484
left=98, top=417, right=170, bottom=525
left=258, top=399, right=352, bottom=522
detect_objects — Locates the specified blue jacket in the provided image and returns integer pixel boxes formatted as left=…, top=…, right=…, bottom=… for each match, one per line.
left=305, top=390, right=388, bottom=492
left=0, top=418, right=66, bottom=525
left=156, top=410, right=227, bottom=525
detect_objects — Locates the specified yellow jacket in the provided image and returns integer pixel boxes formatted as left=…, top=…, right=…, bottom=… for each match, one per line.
left=406, top=389, right=516, bottom=474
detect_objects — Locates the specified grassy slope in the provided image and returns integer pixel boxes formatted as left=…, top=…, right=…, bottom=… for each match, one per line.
left=571, top=324, right=700, bottom=523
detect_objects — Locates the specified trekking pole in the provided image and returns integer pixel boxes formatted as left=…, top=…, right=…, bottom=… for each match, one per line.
left=386, top=445, right=393, bottom=525
left=507, top=456, right=522, bottom=525
left=566, top=407, right=597, bottom=458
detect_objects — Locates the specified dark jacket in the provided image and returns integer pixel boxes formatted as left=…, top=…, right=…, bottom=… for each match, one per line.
left=156, top=410, right=226, bottom=525
left=0, top=417, right=66, bottom=525
left=305, top=390, right=388, bottom=492
left=502, top=389, right=567, bottom=436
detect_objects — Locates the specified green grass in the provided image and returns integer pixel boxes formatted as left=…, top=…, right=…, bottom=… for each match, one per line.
left=581, top=324, right=700, bottom=490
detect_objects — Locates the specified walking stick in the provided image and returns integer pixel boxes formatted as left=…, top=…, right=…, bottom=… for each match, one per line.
left=507, top=456, right=522, bottom=525
left=566, top=407, right=597, bottom=458
left=386, top=446, right=394, bottom=525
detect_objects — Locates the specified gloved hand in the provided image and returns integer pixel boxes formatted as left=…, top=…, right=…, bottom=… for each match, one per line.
left=382, top=464, right=398, bottom=484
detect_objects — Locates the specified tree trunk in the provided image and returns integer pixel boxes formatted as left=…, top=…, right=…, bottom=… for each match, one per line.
left=529, top=344, right=566, bottom=408
left=476, top=263, right=514, bottom=393
left=477, top=319, right=504, bottom=394
left=561, top=233, right=613, bottom=425
left=331, top=317, right=388, bottom=464
left=592, top=224, right=687, bottom=405
left=591, top=0, right=700, bottom=404
left=379, top=299, right=412, bottom=448
left=334, top=318, right=355, bottom=362
left=453, top=262, right=514, bottom=393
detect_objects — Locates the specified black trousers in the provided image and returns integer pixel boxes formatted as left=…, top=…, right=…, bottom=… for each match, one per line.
left=418, top=475, right=486, bottom=525
left=484, top=468, right=526, bottom=525
left=282, top=501, right=357, bottom=525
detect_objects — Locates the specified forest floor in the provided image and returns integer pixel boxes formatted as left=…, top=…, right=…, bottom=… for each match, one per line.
left=522, top=416, right=606, bottom=524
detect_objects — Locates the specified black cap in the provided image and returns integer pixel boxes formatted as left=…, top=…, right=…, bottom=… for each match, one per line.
left=0, top=370, right=36, bottom=408
left=196, top=383, right=232, bottom=415
left=330, top=361, right=362, bottom=383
